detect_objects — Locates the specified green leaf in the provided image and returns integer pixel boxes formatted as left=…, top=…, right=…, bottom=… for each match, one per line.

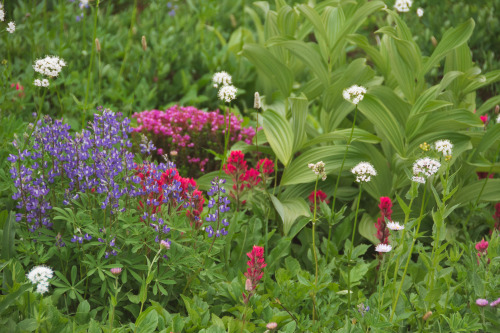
left=421, top=19, right=475, bottom=75
left=17, top=319, right=38, bottom=332
left=262, top=109, right=294, bottom=167
left=136, top=308, right=159, bottom=333
left=270, top=196, right=310, bottom=235
left=290, top=94, right=309, bottom=152
left=451, top=179, right=500, bottom=206
left=357, top=94, right=405, bottom=155
left=75, top=300, right=90, bottom=325
left=242, top=44, right=293, bottom=97
left=358, top=213, right=379, bottom=244
left=1, top=212, right=16, bottom=260
left=280, top=145, right=365, bottom=186
left=301, top=128, right=381, bottom=148
left=0, top=284, right=31, bottom=315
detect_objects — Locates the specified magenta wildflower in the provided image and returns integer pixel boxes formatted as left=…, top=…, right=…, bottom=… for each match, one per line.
left=476, top=298, right=489, bottom=307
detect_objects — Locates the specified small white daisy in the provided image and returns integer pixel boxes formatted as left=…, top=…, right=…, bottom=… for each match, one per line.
left=375, top=243, right=392, bottom=253
left=387, top=221, right=404, bottom=231
left=351, top=161, right=377, bottom=183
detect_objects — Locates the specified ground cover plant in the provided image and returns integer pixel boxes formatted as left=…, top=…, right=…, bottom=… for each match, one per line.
left=1, top=0, right=500, bottom=332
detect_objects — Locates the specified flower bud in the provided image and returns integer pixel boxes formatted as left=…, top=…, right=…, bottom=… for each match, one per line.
left=495, top=105, right=499, bottom=114
left=110, top=267, right=122, bottom=275
left=141, top=35, right=147, bottom=51
left=423, top=311, right=432, bottom=321
left=95, top=38, right=101, bottom=53
left=170, top=150, right=178, bottom=157
left=245, top=278, right=253, bottom=291
left=254, top=92, right=261, bottom=109
left=230, top=14, right=237, bottom=28
left=431, top=36, right=437, bottom=47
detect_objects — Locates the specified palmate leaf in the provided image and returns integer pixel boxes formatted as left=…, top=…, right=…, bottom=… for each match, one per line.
left=262, top=109, right=294, bottom=167
left=280, top=145, right=366, bottom=186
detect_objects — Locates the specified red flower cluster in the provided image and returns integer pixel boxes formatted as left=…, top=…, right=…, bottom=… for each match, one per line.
left=476, top=239, right=490, bottom=265
left=136, top=164, right=204, bottom=228
left=375, top=197, right=392, bottom=245
left=308, top=190, right=329, bottom=212
left=11, top=82, right=25, bottom=99
left=223, top=151, right=275, bottom=206
left=243, top=245, right=266, bottom=303
left=477, top=172, right=494, bottom=179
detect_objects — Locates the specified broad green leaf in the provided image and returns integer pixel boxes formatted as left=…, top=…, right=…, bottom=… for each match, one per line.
left=136, top=309, right=159, bottom=333
left=358, top=213, right=378, bottom=244
left=270, top=195, right=310, bottom=235
left=358, top=94, right=405, bottom=155
left=451, top=179, right=500, bottom=206
left=242, top=44, right=293, bottom=97
left=477, top=95, right=500, bottom=115
left=280, top=145, right=366, bottom=186
left=302, top=128, right=381, bottom=149
left=0, top=284, right=31, bottom=315
left=262, top=109, right=294, bottom=167
left=472, top=124, right=500, bottom=158
left=290, top=94, right=309, bottom=152
left=421, top=19, right=475, bottom=75
left=75, top=300, right=90, bottom=325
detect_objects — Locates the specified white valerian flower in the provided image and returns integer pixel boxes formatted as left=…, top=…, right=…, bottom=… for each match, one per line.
left=308, top=161, right=327, bottom=181
left=0, top=5, right=4, bottom=22
left=497, top=114, right=500, bottom=124
left=434, top=139, right=453, bottom=157
left=387, top=221, right=404, bottom=231
left=6, top=21, right=15, bottom=33
left=342, top=85, right=367, bottom=105
left=27, top=265, right=54, bottom=294
left=375, top=244, right=392, bottom=253
left=33, top=56, right=66, bottom=78
left=413, top=157, right=441, bottom=180
left=212, top=71, right=232, bottom=88
left=416, top=7, right=424, bottom=17
left=412, top=176, right=426, bottom=184
left=34, top=79, right=50, bottom=87
left=217, top=85, right=237, bottom=103
left=394, top=0, right=413, bottom=12
left=351, top=161, right=377, bottom=183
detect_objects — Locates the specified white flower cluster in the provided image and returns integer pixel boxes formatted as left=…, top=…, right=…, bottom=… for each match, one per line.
left=417, top=7, right=424, bottom=17
left=212, top=71, right=232, bottom=88
left=497, top=114, right=500, bottom=124
left=412, top=157, right=440, bottom=184
left=351, top=161, right=377, bottom=183
left=394, top=0, right=413, bottom=12
left=0, top=4, right=4, bottom=22
left=34, top=79, right=50, bottom=87
left=308, top=161, right=327, bottom=181
left=27, top=265, right=54, bottom=294
left=218, top=85, right=237, bottom=103
left=375, top=244, right=392, bottom=253
left=342, top=85, right=367, bottom=105
left=213, top=71, right=237, bottom=103
left=6, top=21, right=15, bottom=33
left=34, top=56, right=66, bottom=78
left=434, top=139, right=453, bottom=157
left=387, top=221, right=404, bottom=231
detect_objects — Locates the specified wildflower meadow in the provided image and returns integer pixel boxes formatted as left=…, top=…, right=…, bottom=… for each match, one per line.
left=2, top=0, right=500, bottom=332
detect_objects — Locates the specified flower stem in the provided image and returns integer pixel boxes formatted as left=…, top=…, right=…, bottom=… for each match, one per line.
left=312, top=176, right=319, bottom=324
left=327, top=105, right=358, bottom=262
left=347, top=184, right=363, bottom=310
left=390, top=186, right=427, bottom=321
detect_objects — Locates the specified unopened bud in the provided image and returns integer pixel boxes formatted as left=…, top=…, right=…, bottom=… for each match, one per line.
left=254, top=92, right=261, bottom=109
left=230, top=14, right=237, bottom=28
left=170, top=150, right=178, bottom=157
left=495, top=105, right=499, bottom=114
left=431, top=36, right=437, bottom=47
left=141, top=35, right=147, bottom=51
left=95, top=38, right=101, bottom=53
left=423, top=311, right=432, bottom=321
left=245, top=278, right=253, bottom=291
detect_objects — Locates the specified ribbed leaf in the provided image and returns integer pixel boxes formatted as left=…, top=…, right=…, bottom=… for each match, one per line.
left=242, top=44, right=293, bottom=97
left=302, top=128, right=381, bottom=148
left=421, top=19, right=475, bottom=75
left=262, top=109, right=294, bottom=167
left=358, top=94, right=405, bottom=155
left=280, top=145, right=365, bottom=186
left=472, top=124, right=500, bottom=158
left=270, top=196, right=311, bottom=236
left=290, top=95, right=309, bottom=152
left=358, top=213, right=379, bottom=244
left=267, top=37, right=330, bottom=88
left=451, top=179, right=500, bottom=206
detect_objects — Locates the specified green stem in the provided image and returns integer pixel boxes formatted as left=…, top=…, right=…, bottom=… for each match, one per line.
left=390, top=186, right=427, bottom=321
left=327, top=105, right=358, bottom=262
left=81, top=0, right=101, bottom=129
left=347, top=184, right=363, bottom=310
left=312, top=176, right=319, bottom=324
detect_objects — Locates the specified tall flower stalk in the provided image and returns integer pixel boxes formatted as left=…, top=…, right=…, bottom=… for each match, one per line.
left=327, top=85, right=366, bottom=262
